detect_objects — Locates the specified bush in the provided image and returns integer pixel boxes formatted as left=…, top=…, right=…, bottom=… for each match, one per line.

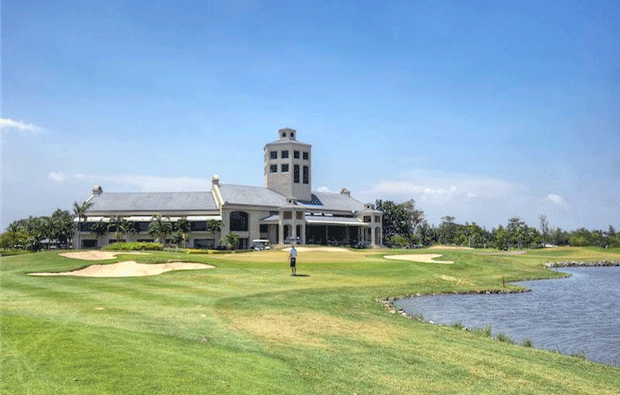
left=103, top=242, right=163, bottom=251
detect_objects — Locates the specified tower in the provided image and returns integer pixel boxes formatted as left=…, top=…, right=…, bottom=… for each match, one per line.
left=264, top=128, right=312, bottom=201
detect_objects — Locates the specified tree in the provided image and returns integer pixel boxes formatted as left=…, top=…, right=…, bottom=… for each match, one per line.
left=176, top=217, right=191, bottom=248
left=51, top=209, right=74, bottom=247
left=376, top=200, right=409, bottom=246
left=401, top=199, right=425, bottom=233
left=539, top=215, right=549, bottom=247
left=91, top=220, right=108, bottom=247
left=220, top=232, right=240, bottom=250
left=206, top=219, right=223, bottom=234
left=73, top=200, right=93, bottom=249
left=147, top=215, right=172, bottom=245
left=438, top=216, right=456, bottom=245
left=109, top=215, right=130, bottom=242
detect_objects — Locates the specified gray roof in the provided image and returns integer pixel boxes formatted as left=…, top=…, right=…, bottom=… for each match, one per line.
left=218, top=184, right=288, bottom=207
left=299, top=192, right=366, bottom=212
left=86, top=192, right=217, bottom=213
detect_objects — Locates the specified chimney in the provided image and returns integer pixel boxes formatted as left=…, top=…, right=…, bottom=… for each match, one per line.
left=212, top=174, right=220, bottom=186
left=92, top=185, right=103, bottom=196
left=340, top=188, right=351, bottom=197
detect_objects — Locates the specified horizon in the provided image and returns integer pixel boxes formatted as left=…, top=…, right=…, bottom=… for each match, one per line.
left=2, top=1, right=619, bottom=232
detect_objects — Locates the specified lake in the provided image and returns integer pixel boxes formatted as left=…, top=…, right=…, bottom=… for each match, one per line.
left=393, top=266, right=620, bottom=366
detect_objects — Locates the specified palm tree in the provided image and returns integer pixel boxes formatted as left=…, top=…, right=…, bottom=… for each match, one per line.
left=109, top=215, right=130, bottom=243
left=176, top=217, right=191, bottom=248
left=147, top=214, right=172, bottom=246
left=73, top=201, right=93, bottom=249
left=91, top=220, right=108, bottom=248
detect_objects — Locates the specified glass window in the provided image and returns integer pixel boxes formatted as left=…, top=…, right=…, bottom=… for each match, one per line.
left=293, top=164, right=300, bottom=183
left=281, top=150, right=289, bottom=158
left=270, top=164, right=277, bottom=173
left=270, top=151, right=277, bottom=159
left=303, top=166, right=309, bottom=184
left=191, top=221, right=207, bottom=231
left=364, top=216, right=372, bottom=223
left=294, top=150, right=300, bottom=159
left=303, top=152, right=309, bottom=160
left=259, top=224, right=268, bottom=233
left=283, top=211, right=292, bottom=220
left=281, top=164, right=289, bottom=172
left=229, top=211, right=249, bottom=231
left=375, top=216, right=381, bottom=222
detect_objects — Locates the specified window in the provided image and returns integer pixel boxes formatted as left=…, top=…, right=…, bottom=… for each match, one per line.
left=270, top=151, right=277, bottom=159
left=283, top=211, right=292, bottom=220
left=364, top=216, right=372, bottom=223
left=270, top=164, right=277, bottom=173
left=375, top=216, right=381, bottom=223
left=294, top=150, right=300, bottom=159
left=194, top=239, right=215, bottom=249
left=293, top=164, right=300, bottom=183
left=282, top=131, right=287, bottom=138
left=281, top=164, right=289, bottom=172
left=281, top=150, right=289, bottom=158
left=296, top=211, right=304, bottom=220
left=229, top=211, right=249, bottom=231
left=191, top=221, right=207, bottom=231
left=303, top=152, right=309, bottom=160
left=259, top=224, right=268, bottom=233
left=303, top=166, right=309, bottom=184
left=136, top=222, right=150, bottom=232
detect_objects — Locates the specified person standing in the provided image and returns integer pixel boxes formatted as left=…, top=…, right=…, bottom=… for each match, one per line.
left=289, top=245, right=297, bottom=275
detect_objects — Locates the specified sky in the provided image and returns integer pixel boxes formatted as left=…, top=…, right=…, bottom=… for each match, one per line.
left=2, top=0, right=619, bottom=231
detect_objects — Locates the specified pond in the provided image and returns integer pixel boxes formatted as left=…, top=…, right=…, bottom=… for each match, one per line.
left=393, top=266, right=620, bottom=366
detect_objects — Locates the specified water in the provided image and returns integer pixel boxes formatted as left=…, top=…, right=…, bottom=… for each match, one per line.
left=393, top=266, right=620, bottom=366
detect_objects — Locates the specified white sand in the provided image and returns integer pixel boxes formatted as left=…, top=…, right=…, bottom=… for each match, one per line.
left=59, top=251, right=147, bottom=261
left=384, top=254, right=454, bottom=264
left=29, top=261, right=214, bottom=277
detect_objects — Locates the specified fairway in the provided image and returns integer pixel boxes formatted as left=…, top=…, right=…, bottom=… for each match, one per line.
left=2, top=247, right=619, bottom=394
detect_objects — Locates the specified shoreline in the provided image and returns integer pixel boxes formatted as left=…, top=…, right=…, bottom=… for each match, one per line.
left=546, top=260, right=620, bottom=268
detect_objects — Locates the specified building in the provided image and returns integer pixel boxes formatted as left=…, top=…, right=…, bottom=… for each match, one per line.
left=75, top=128, right=383, bottom=249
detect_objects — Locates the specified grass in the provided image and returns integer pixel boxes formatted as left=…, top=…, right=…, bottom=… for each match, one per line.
left=2, top=246, right=619, bottom=394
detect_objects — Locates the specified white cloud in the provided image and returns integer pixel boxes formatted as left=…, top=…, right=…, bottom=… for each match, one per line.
left=0, top=118, right=43, bottom=133
left=544, top=193, right=571, bottom=209
left=48, top=172, right=67, bottom=183
left=73, top=173, right=213, bottom=191
left=368, top=170, right=518, bottom=201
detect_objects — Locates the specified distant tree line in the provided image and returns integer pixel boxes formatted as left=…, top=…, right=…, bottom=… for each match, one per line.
left=1, top=209, right=74, bottom=251
left=375, top=199, right=620, bottom=249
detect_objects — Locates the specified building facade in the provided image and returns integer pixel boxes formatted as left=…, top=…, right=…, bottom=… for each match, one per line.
left=75, top=129, right=382, bottom=249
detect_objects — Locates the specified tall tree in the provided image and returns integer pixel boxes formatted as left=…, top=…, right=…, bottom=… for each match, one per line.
left=539, top=215, right=549, bottom=247
left=176, top=217, right=191, bottom=248
left=91, top=220, right=108, bottom=247
left=148, top=215, right=172, bottom=245
left=73, top=201, right=93, bottom=249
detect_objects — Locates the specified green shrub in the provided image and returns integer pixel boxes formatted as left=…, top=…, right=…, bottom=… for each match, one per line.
left=496, top=332, right=514, bottom=343
left=522, top=339, right=533, bottom=348
left=103, top=242, right=163, bottom=251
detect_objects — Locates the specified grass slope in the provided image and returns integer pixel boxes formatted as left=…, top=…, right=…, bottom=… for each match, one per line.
left=2, top=247, right=619, bottom=394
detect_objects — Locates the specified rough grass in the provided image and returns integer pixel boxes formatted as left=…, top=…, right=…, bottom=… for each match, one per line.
left=2, top=247, right=619, bottom=394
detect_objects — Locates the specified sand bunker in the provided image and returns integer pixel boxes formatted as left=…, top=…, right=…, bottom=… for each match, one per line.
left=59, top=251, right=147, bottom=261
left=282, top=247, right=352, bottom=253
left=29, top=261, right=214, bottom=277
left=384, top=254, right=454, bottom=264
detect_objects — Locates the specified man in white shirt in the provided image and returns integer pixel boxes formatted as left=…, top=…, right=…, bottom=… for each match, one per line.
left=289, top=245, right=297, bottom=275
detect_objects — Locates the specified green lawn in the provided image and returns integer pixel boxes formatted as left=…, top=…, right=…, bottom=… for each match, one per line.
left=2, top=247, right=619, bottom=394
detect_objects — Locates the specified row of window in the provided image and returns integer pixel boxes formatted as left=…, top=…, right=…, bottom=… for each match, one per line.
left=269, top=164, right=310, bottom=184
left=269, top=150, right=309, bottom=160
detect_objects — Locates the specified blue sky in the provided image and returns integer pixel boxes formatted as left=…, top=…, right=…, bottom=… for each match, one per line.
left=2, top=0, right=619, bottom=231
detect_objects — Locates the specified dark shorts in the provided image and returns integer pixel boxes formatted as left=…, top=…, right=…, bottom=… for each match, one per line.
left=290, top=257, right=296, bottom=267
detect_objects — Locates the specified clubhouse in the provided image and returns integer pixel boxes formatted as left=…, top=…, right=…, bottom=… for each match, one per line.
left=75, top=128, right=383, bottom=249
